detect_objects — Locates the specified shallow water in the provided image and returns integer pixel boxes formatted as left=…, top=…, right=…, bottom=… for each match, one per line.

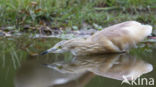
left=0, top=37, right=156, bottom=87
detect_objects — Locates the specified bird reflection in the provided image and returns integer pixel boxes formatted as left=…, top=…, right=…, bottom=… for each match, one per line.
left=14, top=55, right=94, bottom=87
left=15, top=54, right=153, bottom=87
left=47, top=53, right=153, bottom=81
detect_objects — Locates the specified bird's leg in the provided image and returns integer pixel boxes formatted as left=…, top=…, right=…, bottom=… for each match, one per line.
left=104, top=40, right=121, bottom=52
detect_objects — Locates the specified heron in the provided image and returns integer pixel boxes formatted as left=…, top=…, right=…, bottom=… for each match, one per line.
left=41, top=21, right=152, bottom=56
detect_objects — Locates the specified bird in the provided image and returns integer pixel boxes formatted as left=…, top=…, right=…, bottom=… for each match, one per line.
left=40, top=21, right=152, bottom=56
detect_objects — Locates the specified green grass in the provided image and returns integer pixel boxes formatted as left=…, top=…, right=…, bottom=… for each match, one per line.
left=0, top=0, right=156, bottom=31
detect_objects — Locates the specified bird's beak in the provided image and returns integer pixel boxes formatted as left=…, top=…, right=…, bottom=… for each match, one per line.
left=40, top=51, right=48, bottom=55
left=40, top=48, right=57, bottom=55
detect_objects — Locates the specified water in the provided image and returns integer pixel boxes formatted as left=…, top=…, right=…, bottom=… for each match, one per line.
left=0, top=37, right=156, bottom=87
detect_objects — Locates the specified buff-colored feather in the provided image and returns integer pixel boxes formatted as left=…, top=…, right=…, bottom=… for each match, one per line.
left=42, top=21, right=152, bottom=56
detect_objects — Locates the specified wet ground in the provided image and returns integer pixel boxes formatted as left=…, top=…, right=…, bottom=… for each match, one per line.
left=0, top=37, right=156, bottom=87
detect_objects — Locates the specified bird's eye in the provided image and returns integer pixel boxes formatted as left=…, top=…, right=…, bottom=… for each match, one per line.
left=58, top=46, right=62, bottom=49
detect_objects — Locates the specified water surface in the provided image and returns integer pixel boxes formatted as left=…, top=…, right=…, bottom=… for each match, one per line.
left=0, top=37, right=156, bottom=87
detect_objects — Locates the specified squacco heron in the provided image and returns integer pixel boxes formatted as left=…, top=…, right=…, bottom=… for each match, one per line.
left=41, top=21, right=152, bottom=56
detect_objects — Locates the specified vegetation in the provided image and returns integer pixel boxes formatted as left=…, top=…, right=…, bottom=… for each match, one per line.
left=0, top=0, right=156, bottom=32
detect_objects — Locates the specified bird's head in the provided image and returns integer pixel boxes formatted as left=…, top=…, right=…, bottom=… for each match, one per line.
left=40, top=38, right=88, bottom=55
left=40, top=40, right=70, bottom=55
